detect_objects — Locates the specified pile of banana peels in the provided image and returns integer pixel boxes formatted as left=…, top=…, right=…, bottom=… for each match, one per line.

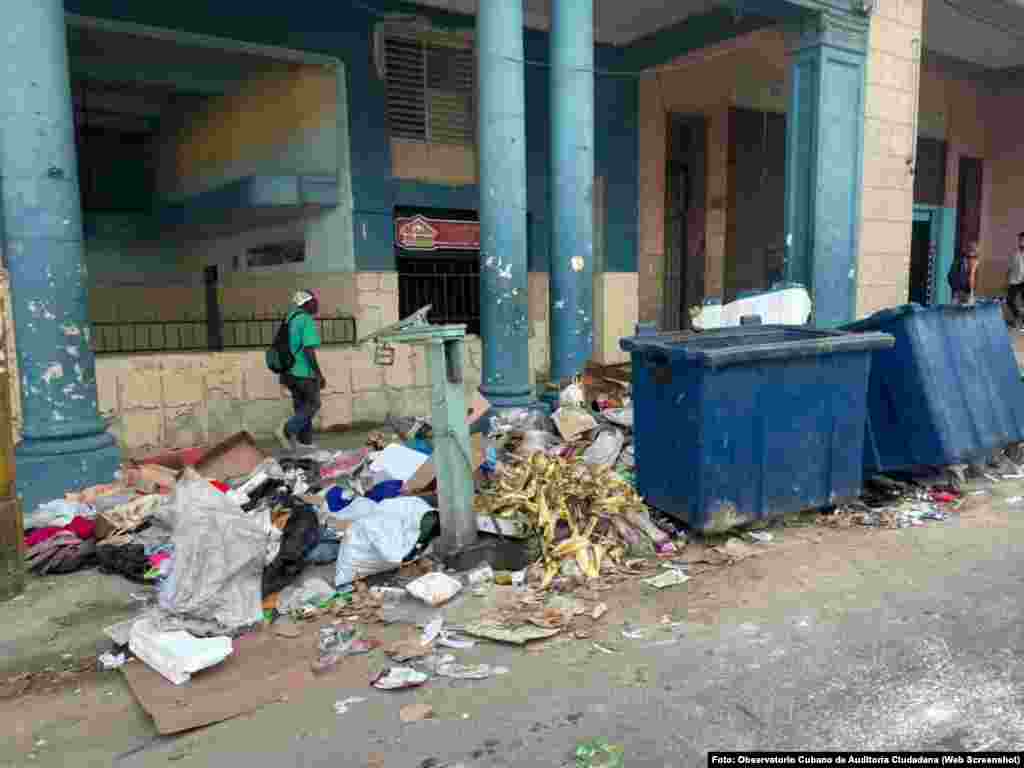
left=474, top=453, right=670, bottom=588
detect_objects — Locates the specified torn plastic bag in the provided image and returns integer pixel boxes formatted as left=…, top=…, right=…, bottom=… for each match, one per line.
left=583, top=428, right=625, bottom=469
left=335, top=497, right=434, bottom=587
left=155, top=469, right=268, bottom=636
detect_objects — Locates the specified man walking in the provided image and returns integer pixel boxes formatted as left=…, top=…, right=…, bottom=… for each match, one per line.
left=1008, top=232, right=1024, bottom=329
left=275, top=290, right=326, bottom=453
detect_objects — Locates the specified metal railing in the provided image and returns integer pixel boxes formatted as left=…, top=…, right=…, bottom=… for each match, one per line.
left=398, top=270, right=480, bottom=335
left=91, top=314, right=357, bottom=355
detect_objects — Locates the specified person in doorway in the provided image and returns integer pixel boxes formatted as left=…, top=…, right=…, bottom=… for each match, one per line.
left=1007, top=232, right=1024, bottom=329
left=275, top=290, right=327, bottom=453
left=948, top=241, right=980, bottom=305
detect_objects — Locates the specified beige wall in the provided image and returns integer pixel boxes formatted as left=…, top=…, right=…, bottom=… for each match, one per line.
left=856, top=0, right=923, bottom=317
left=392, top=139, right=477, bottom=185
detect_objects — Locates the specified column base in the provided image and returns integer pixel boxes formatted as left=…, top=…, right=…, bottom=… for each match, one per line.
left=16, top=432, right=122, bottom=517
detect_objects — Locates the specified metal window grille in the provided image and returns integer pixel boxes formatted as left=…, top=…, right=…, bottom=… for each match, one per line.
left=384, top=35, right=475, bottom=145
left=398, top=257, right=480, bottom=335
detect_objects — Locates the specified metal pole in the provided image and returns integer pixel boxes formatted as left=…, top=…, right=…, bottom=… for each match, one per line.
left=477, top=0, right=532, bottom=407
left=549, top=0, right=595, bottom=388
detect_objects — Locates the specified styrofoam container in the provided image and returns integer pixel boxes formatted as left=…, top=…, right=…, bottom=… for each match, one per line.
left=129, top=618, right=233, bottom=685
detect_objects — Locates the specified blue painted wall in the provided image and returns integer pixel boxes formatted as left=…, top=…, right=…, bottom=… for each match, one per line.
left=64, top=0, right=640, bottom=273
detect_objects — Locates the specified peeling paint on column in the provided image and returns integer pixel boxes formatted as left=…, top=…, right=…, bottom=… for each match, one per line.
left=41, top=362, right=63, bottom=385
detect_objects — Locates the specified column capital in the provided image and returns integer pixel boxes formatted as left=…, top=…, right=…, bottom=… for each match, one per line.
left=785, top=7, right=869, bottom=54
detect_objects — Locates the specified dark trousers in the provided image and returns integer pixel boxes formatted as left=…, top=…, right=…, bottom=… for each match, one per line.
left=1009, top=283, right=1024, bottom=322
left=282, top=374, right=321, bottom=445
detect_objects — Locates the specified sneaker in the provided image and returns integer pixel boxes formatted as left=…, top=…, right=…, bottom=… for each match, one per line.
left=274, top=420, right=295, bottom=452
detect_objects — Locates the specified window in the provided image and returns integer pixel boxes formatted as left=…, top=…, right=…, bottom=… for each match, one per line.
left=384, top=35, right=475, bottom=145
left=245, top=241, right=306, bottom=269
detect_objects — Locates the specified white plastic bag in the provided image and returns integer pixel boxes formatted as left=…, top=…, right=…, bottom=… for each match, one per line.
left=583, top=428, right=625, bottom=469
left=406, top=572, right=463, bottom=607
left=334, top=497, right=433, bottom=587
left=559, top=378, right=586, bottom=408
left=155, top=469, right=268, bottom=635
left=278, top=577, right=336, bottom=614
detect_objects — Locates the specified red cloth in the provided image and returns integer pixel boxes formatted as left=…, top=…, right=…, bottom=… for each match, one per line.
left=24, top=516, right=96, bottom=548
left=149, top=551, right=171, bottom=568
left=25, top=527, right=60, bottom=548
left=210, top=480, right=230, bottom=493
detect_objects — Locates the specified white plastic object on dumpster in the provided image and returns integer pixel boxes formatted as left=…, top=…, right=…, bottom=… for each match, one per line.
left=129, top=618, right=232, bottom=685
left=335, top=496, right=433, bottom=587
left=691, top=286, right=812, bottom=330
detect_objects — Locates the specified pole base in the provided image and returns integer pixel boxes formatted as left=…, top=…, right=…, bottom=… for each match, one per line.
left=15, top=432, right=121, bottom=518
left=0, top=497, right=24, bottom=601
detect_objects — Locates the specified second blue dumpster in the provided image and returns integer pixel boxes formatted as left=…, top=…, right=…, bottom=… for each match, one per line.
left=843, top=301, right=1024, bottom=472
left=620, top=326, right=894, bottom=532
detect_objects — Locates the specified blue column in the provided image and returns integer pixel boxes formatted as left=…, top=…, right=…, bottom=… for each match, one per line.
left=549, top=0, right=595, bottom=386
left=477, top=0, right=532, bottom=407
left=1, top=0, right=120, bottom=514
left=783, top=11, right=868, bottom=328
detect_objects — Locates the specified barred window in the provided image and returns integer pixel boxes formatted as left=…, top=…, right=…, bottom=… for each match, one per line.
left=384, top=35, right=475, bottom=145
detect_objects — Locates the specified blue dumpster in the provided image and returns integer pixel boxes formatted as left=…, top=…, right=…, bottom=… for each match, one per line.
left=843, top=301, right=1024, bottom=472
left=620, top=326, right=893, bottom=532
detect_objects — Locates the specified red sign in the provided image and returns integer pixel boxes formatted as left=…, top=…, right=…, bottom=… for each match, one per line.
left=395, top=215, right=480, bottom=251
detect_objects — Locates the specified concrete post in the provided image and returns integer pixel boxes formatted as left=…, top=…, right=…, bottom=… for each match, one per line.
left=0, top=0, right=121, bottom=515
left=549, top=0, right=595, bottom=386
left=782, top=10, right=868, bottom=328
left=476, top=0, right=532, bottom=407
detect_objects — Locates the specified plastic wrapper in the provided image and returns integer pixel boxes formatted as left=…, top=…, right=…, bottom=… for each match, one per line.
left=552, top=407, right=598, bottom=441
left=624, top=509, right=670, bottom=546
left=405, top=572, right=463, bottom=606
left=518, top=430, right=564, bottom=458
left=278, top=577, right=336, bottom=614
left=559, top=379, right=586, bottom=408
left=487, top=408, right=555, bottom=436
left=583, top=428, right=625, bottom=469
left=155, top=469, right=269, bottom=636
left=334, top=497, right=433, bottom=587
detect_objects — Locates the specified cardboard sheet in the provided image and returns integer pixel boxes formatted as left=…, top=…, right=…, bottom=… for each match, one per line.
left=122, top=621, right=371, bottom=734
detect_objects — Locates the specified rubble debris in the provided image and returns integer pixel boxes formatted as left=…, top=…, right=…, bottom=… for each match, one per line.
left=372, top=666, right=429, bottom=690
left=461, top=621, right=561, bottom=646
left=129, top=618, right=232, bottom=685
left=641, top=569, right=690, bottom=589
left=748, top=531, right=774, bottom=544
left=98, top=652, right=127, bottom=671
left=400, top=703, right=435, bottom=723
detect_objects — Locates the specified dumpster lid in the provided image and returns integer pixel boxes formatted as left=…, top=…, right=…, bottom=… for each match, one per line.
left=843, top=299, right=1004, bottom=332
left=619, top=325, right=894, bottom=368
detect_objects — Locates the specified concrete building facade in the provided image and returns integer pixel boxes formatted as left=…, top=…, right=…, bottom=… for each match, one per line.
left=2, top=0, right=1023, bottom=510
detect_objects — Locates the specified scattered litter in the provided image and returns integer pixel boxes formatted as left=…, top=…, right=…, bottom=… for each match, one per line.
left=462, top=621, right=561, bottom=646
left=372, top=666, right=429, bottom=690
left=1008, top=496, right=1024, bottom=505
left=98, top=652, right=126, bottom=671
left=715, top=538, right=763, bottom=562
left=384, top=640, right=431, bottom=663
left=334, top=696, right=367, bottom=715
left=370, top=586, right=407, bottom=603
left=591, top=603, right=608, bottom=621
left=985, top=473, right=1001, bottom=484
left=748, top=531, right=774, bottom=543
left=421, top=617, right=444, bottom=646
left=272, top=618, right=303, bottom=639
left=620, top=623, right=645, bottom=640
left=369, top=444, right=430, bottom=483
left=969, top=490, right=989, bottom=496
left=335, top=497, right=434, bottom=587
left=436, top=663, right=509, bottom=680
left=400, top=703, right=434, bottom=723
left=641, top=569, right=690, bottom=589
left=494, top=570, right=526, bottom=587
left=406, top=573, right=463, bottom=607
left=591, top=642, right=618, bottom=655
left=575, top=737, right=625, bottom=768
left=465, top=564, right=494, bottom=586
left=437, top=632, right=476, bottom=650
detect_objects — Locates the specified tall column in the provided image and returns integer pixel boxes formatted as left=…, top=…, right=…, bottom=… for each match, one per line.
left=1, top=0, right=120, bottom=514
left=549, top=0, right=595, bottom=386
left=477, top=0, right=532, bottom=407
left=783, top=10, right=869, bottom=328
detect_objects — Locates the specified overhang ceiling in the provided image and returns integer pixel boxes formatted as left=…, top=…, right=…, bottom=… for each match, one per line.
left=408, top=0, right=719, bottom=45
left=925, top=0, right=1024, bottom=71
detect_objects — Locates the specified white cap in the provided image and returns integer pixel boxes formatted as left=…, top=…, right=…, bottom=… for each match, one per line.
left=292, top=290, right=314, bottom=307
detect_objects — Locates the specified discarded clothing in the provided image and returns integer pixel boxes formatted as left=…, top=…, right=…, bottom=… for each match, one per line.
left=25, top=499, right=94, bottom=530
left=305, top=525, right=343, bottom=565
left=366, top=480, right=403, bottom=503
left=97, top=542, right=151, bottom=582
left=326, top=486, right=353, bottom=513
left=25, top=532, right=96, bottom=575
left=335, top=497, right=434, bottom=587
left=262, top=503, right=320, bottom=597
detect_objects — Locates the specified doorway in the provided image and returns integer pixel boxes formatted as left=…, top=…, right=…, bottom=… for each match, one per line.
left=956, top=156, right=983, bottom=255
left=663, top=114, right=707, bottom=331
left=909, top=219, right=933, bottom=305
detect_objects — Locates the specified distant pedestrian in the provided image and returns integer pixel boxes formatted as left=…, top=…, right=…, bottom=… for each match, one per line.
left=1007, top=232, right=1024, bottom=329
left=948, top=241, right=980, bottom=306
left=275, top=290, right=326, bottom=453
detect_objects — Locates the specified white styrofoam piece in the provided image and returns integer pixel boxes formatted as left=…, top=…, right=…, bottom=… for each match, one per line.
left=692, top=287, right=812, bottom=330
left=129, top=618, right=233, bottom=686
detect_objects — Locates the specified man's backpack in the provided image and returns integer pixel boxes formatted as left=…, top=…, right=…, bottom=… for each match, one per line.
left=265, top=312, right=297, bottom=374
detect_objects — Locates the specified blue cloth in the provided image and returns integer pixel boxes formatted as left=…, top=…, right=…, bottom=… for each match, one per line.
left=366, top=480, right=404, bottom=503
left=305, top=526, right=342, bottom=564
left=326, top=486, right=353, bottom=513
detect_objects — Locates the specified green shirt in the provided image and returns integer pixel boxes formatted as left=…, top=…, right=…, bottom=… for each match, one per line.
left=287, top=309, right=321, bottom=379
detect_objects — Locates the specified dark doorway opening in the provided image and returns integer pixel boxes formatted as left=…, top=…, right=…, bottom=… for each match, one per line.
left=663, top=114, right=707, bottom=331
left=909, top=219, right=933, bottom=305
left=956, top=156, right=983, bottom=255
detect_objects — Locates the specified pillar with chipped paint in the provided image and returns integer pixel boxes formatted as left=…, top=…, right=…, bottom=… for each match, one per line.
left=549, top=0, right=595, bottom=385
left=0, top=0, right=120, bottom=514
left=476, top=0, right=532, bottom=407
